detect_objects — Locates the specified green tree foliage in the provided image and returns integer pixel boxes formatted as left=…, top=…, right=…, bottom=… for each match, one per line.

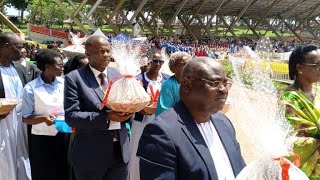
left=27, top=0, right=70, bottom=27
left=7, top=0, right=29, bottom=22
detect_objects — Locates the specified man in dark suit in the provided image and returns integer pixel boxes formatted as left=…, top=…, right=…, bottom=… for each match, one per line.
left=14, top=47, right=40, bottom=85
left=137, top=57, right=246, bottom=180
left=64, top=35, right=132, bottom=180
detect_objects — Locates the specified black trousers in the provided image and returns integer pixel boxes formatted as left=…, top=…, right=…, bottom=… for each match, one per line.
left=73, top=141, right=128, bottom=180
left=30, top=133, right=69, bottom=180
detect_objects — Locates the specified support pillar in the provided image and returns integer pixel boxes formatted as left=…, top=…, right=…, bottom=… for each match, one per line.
left=129, top=0, right=148, bottom=23
left=67, top=0, right=96, bottom=30
left=96, top=8, right=119, bottom=34
left=53, top=0, right=90, bottom=34
left=278, top=16, right=304, bottom=42
left=0, top=11, right=23, bottom=37
left=219, top=15, right=239, bottom=41
left=225, top=0, right=255, bottom=35
left=242, top=18, right=260, bottom=39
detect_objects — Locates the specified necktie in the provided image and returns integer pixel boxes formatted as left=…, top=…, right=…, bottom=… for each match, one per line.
left=99, top=72, right=119, bottom=141
left=98, top=73, right=108, bottom=93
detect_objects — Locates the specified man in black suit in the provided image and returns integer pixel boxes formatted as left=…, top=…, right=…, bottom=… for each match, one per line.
left=137, top=57, right=246, bottom=180
left=64, top=35, right=132, bottom=180
left=14, top=47, right=40, bottom=85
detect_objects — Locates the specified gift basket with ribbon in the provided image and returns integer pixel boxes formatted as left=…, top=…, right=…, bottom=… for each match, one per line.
left=226, top=44, right=309, bottom=180
left=0, top=98, right=17, bottom=115
left=101, top=40, right=150, bottom=113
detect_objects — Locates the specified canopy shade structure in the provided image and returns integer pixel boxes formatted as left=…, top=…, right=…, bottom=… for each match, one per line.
left=85, top=0, right=320, bottom=19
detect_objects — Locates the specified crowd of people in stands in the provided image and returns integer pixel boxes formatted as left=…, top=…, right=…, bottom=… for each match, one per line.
left=1, top=30, right=320, bottom=180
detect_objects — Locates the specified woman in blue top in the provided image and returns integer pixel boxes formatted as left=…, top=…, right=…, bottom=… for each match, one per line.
left=155, top=51, right=192, bottom=116
left=21, top=49, right=68, bottom=180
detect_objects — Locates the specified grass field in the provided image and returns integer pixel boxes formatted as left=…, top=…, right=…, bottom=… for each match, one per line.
left=211, top=27, right=293, bottom=37
left=2, top=22, right=293, bottom=38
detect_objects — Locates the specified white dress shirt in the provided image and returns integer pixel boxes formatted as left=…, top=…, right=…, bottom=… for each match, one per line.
left=89, top=65, right=108, bottom=93
left=197, top=120, right=235, bottom=180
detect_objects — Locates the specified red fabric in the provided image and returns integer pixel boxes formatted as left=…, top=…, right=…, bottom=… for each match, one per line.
left=101, top=75, right=136, bottom=108
left=273, top=153, right=301, bottom=180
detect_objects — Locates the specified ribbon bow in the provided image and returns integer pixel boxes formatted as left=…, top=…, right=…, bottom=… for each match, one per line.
left=274, top=152, right=300, bottom=180
left=101, top=75, right=133, bottom=108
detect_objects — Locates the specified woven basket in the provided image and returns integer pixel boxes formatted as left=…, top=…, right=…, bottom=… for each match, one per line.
left=142, top=105, right=156, bottom=115
left=107, top=101, right=149, bottom=113
left=0, top=103, right=17, bottom=115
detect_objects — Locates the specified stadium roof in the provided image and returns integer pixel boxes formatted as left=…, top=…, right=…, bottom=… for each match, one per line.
left=96, top=0, right=320, bottom=20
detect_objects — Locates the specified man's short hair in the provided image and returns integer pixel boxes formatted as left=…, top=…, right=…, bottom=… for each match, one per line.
left=85, top=35, right=107, bottom=46
left=0, top=32, right=18, bottom=48
left=181, top=58, right=206, bottom=79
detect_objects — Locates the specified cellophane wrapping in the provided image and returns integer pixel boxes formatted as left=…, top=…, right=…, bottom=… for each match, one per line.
left=105, top=40, right=150, bottom=113
left=227, top=44, right=309, bottom=180
left=236, top=158, right=308, bottom=180
left=106, top=77, right=150, bottom=113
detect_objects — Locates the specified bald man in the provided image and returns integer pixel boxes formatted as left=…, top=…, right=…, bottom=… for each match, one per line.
left=137, top=57, right=246, bottom=180
left=0, top=32, right=31, bottom=180
left=64, top=35, right=132, bottom=180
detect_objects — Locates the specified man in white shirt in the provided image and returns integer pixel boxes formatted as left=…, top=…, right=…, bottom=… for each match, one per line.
left=137, top=57, right=246, bottom=180
left=64, top=35, right=133, bottom=180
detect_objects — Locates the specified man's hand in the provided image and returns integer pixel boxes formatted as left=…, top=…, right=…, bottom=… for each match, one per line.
left=44, top=115, right=55, bottom=126
left=107, top=111, right=133, bottom=122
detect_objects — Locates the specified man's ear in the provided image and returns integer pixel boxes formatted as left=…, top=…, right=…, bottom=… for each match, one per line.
left=296, top=63, right=303, bottom=74
left=181, top=77, right=192, bottom=94
left=44, top=64, right=50, bottom=70
left=85, top=47, right=91, bottom=57
left=4, top=43, right=10, bottom=48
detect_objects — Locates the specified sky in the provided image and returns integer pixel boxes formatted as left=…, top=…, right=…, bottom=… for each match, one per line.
left=5, top=6, right=29, bottom=16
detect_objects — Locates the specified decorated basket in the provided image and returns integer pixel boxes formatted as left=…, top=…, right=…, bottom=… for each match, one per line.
left=0, top=99, right=17, bottom=115
left=102, top=77, right=151, bottom=113
left=107, top=101, right=149, bottom=113
left=142, top=103, right=157, bottom=115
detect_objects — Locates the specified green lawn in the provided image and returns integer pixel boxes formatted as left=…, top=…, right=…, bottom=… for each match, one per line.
left=210, top=27, right=293, bottom=37
left=2, top=23, right=293, bottom=38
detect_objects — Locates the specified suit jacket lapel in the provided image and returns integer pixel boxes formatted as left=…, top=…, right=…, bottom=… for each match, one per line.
left=13, top=63, right=27, bottom=86
left=25, top=63, right=32, bottom=82
left=83, top=65, right=105, bottom=102
left=175, top=101, right=218, bottom=180
left=0, top=73, right=4, bottom=98
left=211, top=114, right=239, bottom=175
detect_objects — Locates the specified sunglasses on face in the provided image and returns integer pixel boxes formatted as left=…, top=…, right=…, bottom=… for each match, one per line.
left=152, top=60, right=165, bottom=65
left=301, top=62, right=320, bottom=71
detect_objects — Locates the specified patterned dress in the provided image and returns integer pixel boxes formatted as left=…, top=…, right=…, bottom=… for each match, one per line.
left=282, top=84, right=320, bottom=179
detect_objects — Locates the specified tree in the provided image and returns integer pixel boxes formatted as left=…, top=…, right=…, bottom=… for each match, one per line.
left=7, top=0, right=29, bottom=22
left=28, top=0, right=69, bottom=27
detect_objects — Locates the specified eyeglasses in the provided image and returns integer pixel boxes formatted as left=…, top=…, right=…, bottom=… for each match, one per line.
left=152, top=60, right=165, bottom=65
left=195, top=78, right=232, bottom=90
left=301, top=63, right=320, bottom=71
